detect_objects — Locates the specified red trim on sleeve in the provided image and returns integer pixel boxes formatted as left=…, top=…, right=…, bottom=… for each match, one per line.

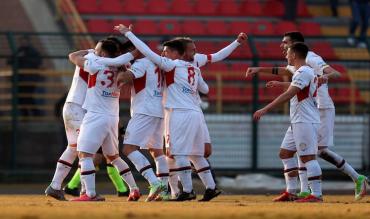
left=297, top=82, right=310, bottom=102
left=133, top=72, right=146, bottom=94
left=165, top=68, right=176, bottom=87
left=79, top=68, right=89, bottom=83
left=87, top=72, right=98, bottom=88
left=207, top=54, right=212, bottom=62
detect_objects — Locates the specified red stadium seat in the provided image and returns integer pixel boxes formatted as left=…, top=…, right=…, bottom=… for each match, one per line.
left=75, top=0, right=99, bottom=14
left=182, top=20, right=206, bottom=35
left=330, top=64, right=347, bottom=74
left=86, top=19, right=112, bottom=33
left=133, top=20, right=158, bottom=35
left=218, top=0, right=240, bottom=16
left=241, top=1, right=262, bottom=16
left=263, top=0, right=284, bottom=17
left=299, top=22, right=321, bottom=36
left=274, top=21, right=298, bottom=35
left=100, top=0, right=123, bottom=14
left=311, top=41, right=337, bottom=60
left=206, top=21, right=230, bottom=36
left=147, top=0, right=170, bottom=14
left=158, top=20, right=182, bottom=35
left=298, top=0, right=310, bottom=17
left=194, top=0, right=218, bottom=15
left=217, top=41, right=252, bottom=59
left=121, top=0, right=147, bottom=14
left=195, top=41, right=217, bottom=54
left=230, top=21, right=251, bottom=35
left=170, top=0, right=194, bottom=15
left=147, top=41, right=161, bottom=53
left=230, top=62, right=249, bottom=73
left=111, top=19, right=132, bottom=27
left=251, top=20, right=274, bottom=36
left=207, top=63, right=229, bottom=72
left=255, top=42, right=282, bottom=59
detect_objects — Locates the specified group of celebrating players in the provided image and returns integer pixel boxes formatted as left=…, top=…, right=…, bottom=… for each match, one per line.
left=45, top=23, right=367, bottom=203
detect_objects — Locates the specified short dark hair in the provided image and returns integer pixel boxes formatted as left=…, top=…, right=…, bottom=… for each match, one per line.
left=99, top=39, right=119, bottom=58
left=284, top=31, right=304, bottom=43
left=162, top=39, right=186, bottom=55
left=121, top=40, right=136, bottom=53
left=289, top=42, right=309, bottom=59
left=106, top=36, right=124, bottom=52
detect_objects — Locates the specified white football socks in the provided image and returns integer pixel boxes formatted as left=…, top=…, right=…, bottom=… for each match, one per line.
left=111, top=157, right=138, bottom=191
left=155, top=155, right=169, bottom=186
left=51, top=146, right=77, bottom=190
left=80, top=157, right=96, bottom=198
left=167, top=157, right=180, bottom=197
left=174, top=155, right=193, bottom=193
left=189, top=155, right=216, bottom=190
left=282, top=158, right=298, bottom=195
left=127, top=151, right=159, bottom=185
left=297, top=156, right=310, bottom=193
left=305, top=159, right=322, bottom=197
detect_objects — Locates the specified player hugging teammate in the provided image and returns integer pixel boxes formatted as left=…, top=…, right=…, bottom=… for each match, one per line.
left=45, top=22, right=246, bottom=202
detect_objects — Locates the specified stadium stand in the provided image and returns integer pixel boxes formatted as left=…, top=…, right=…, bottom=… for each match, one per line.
left=1, top=0, right=369, bottom=120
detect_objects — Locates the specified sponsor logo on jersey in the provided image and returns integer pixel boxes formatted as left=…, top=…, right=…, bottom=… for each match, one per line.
left=153, top=90, right=163, bottom=97
left=102, top=90, right=119, bottom=98
left=182, top=86, right=195, bottom=94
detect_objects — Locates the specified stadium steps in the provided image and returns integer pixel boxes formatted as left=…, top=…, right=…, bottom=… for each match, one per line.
left=308, top=5, right=351, bottom=17
left=347, top=69, right=370, bottom=81
left=334, top=48, right=370, bottom=60
left=321, top=26, right=370, bottom=36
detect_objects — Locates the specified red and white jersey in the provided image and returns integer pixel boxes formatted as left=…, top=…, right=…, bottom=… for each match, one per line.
left=287, top=51, right=334, bottom=109
left=290, top=65, right=320, bottom=124
left=65, top=66, right=89, bottom=105
left=193, top=53, right=212, bottom=68
left=129, top=57, right=164, bottom=118
left=82, top=57, right=121, bottom=116
left=161, top=59, right=203, bottom=112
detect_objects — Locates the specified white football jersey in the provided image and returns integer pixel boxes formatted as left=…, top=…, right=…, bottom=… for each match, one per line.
left=129, top=57, right=164, bottom=118
left=159, top=58, right=203, bottom=111
left=290, top=65, right=320, bottom=124
left=82, top=56, right=121, bottom=116
left=65, top=66, right=89, bottom=106
left=193, top=53, right=212, bottom=68
left=286, top=51, right=334, bottom=109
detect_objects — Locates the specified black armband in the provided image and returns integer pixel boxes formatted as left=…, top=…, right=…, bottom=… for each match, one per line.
left=272, top=67, right=278, bottom=75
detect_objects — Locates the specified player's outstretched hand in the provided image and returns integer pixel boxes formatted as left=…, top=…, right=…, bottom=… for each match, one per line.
left=237, top=32, right=248, bottom=44
left=114, top=24, right=133, bottom=34
left=245, top=67, right=259, bottom=77
left=253, top=108, right=267, bottom=121
left=266, top=81, right=280, bottom=88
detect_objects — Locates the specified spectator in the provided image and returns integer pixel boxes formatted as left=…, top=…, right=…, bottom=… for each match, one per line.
left=347, top=0, right=369, bottom=48
left=283, top=0, right=298, bottom=21
left=330, top=0, right=339, bottom=17
left=7, top=35, right=44, bottom=117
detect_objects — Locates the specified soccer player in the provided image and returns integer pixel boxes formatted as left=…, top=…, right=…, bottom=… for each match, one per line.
left=115, top=24, right=219, bottom=201
left=115, top=49, right=169, bottom=202
left=45, top=38, right=134, bottom=201
left=67, top=39, right=139, bottom=201
left=253, top=42, right=323, bottom=202
left=64, top=39, right=134, bottom=198
left=246, top=31, right=368, bottom=200
left=166, top=34, right=247, bottom=199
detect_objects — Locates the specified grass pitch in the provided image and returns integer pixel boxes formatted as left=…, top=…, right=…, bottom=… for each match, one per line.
left=0, top=195, right=369, bottom=219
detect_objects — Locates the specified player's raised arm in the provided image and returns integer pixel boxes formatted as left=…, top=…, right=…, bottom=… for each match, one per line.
left=95, top=51, right=137, bottom=67
left=246, top=67, right=292, bottom=78
left=115, top=24, right=175, bottom=72
left=68, top=50, right=89, bottom=68
left=211, top=33, right=247, bottom=62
